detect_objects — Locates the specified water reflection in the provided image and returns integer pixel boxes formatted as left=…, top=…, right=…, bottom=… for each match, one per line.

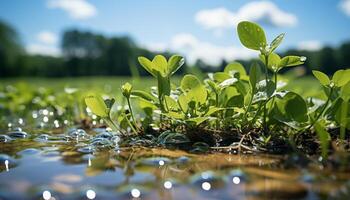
left=0, top=127, right=349, bottom=199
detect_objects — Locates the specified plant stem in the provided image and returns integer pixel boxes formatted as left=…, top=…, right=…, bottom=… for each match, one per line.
left=127, top=97, right=139, bottom=132
left=307, top=87, right=334, bottom=131
left=243, top=92, right=254, bottom=125
left=263, top=54, right=269, bottom=133
left=340, top=98, right=348, bottom=140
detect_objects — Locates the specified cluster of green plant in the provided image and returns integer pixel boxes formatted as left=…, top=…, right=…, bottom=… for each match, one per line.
left=85, top=21, right=350, bottom=156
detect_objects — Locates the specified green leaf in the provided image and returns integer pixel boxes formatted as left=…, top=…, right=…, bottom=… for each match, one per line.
left=312, top=70, right=330, bottom=86
left=168, top=55, right=185, bottom=75
left=164, top=95, right=179, bottom=111
left=213, top=72, right=231, bottom=82
left=85, top=95, right=109, bottom=118
left=260, top=53, right=281, bottom=71
left=205, top=106, right=224, bottom=116
left=224, top=62, right=247, bottom=77
left=178, top=94, right=189, bottom=113
left=138, top=56, right=156, bottom=77
left=332, top=69, right=350, bottom=87
left=237, top=21, right=267, bottom=51
left=341, top=81, right=350, bottom=100
left=270, top=33, right=285, bottom=53
left=249, top=62, right=261, bottom=93
left=314, top=122, right=330, bottom=158
left=274, top=92, right=308, bottom=124
left=152, top=55, right=168, bottom=77
left=181, top=75, right=208, bottom=105
left=279, top=56, right=305, bottom=68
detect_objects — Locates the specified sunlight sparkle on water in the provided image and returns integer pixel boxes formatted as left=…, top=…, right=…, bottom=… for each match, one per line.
left=86, top=189, right=96, bottom=199
left=202, top=182, right=211, bottom=191
left=42, top=190, right=51, bottom=200
left=5, top=160, right=9, bottom=172
left=159, top=160, right=165, bottom=166
left=232, top=176, right=240, bottom=184
left=131, top=188, right=141, bottom=198
left=164, top=181, right=172, bottom=189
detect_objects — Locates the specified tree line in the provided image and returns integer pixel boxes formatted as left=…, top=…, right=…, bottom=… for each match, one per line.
left=0, top=19, right=349, bottom=77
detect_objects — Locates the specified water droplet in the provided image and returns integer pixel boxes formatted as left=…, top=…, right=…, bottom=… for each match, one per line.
left=159, top=160, right=165, bottom=166
left=86, top=189, right=96, bottom=199
left=131, top=188, right=141, bottom=198
left=202, top=182, right=211, bottom=191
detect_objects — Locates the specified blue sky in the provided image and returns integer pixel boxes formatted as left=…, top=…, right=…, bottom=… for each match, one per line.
left=1, top=0, right=350, bottom=65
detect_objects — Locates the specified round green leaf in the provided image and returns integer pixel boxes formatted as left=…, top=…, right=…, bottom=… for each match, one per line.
left=224, top=62, right=247, bottom=76
left=237, top=21, right=267, bottom=51
left=312, top=70, right=330, bottom=86
left=85, top=95, right=109, bottom=118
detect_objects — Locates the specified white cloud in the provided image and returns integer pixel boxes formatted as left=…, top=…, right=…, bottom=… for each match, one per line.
left=339, top=0, right=350, bottom=16
left=195, top=1, right=297, bottom=32
left=145, top=33, right=257, bottom=66
left=47, top=0, right=97, bottom=19
left=26, top=31, right=61, bottom=57
left=26, top=44, right=61, bottom=57
left=37, top=31, right=58, bottom=45
left=297, top=40, right=323, bottom=51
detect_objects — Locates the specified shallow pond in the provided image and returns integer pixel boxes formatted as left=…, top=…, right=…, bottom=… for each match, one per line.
left=1, top=127, right=350, bottom=200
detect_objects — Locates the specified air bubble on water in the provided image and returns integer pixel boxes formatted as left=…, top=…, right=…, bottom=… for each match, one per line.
left=300, top=56, right=307, bottom=62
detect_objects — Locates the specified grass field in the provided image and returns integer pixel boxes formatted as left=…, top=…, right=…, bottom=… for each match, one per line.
left=0, top=75, right=323, bottom=99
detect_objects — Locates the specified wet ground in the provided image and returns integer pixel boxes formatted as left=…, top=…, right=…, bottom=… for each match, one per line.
left=1, top=127, right=350, bottom=200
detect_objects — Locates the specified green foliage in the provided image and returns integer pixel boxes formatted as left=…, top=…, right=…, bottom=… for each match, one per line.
left=79, top=20, right=350, bottom=156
